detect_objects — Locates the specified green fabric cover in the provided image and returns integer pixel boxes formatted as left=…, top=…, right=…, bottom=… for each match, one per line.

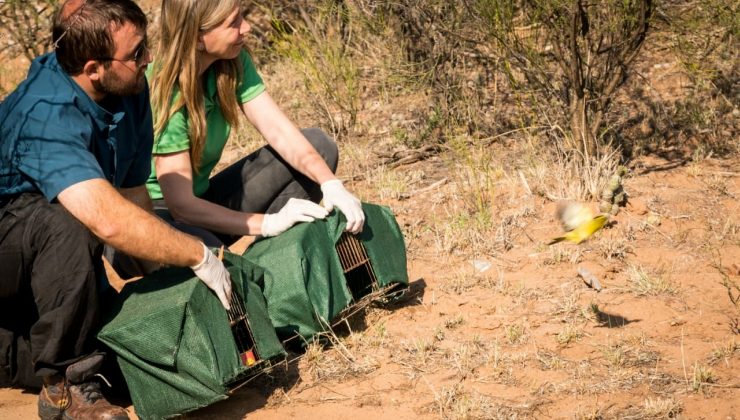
left=98, top=203, right=407, bottom=418
left=98, top=252, right=284, bottom=420
left=243, top=202, right=408, bottom=342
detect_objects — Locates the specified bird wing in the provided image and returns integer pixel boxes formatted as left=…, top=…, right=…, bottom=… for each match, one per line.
left=557, top=201, right=594, bottom=231
left=549, top=215, right=608, bottom=245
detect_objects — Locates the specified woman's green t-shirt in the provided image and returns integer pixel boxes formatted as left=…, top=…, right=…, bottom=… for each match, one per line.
left=145, top=50, right=265, bottom=200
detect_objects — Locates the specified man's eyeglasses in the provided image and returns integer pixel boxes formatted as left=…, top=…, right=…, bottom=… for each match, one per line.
left=96, top=40, right=149, bottom=66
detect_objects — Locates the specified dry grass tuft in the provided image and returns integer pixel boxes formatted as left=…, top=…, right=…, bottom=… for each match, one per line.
left=709, top=338, right=739, bottom=366
left=504, top=323, right=528, bottom=345
left=535, top=349, right=568, bottom=371
left=443, top=314, right=465, bottom=330
left=551, top=284, right=584, bottom=320
left=705, top=175, right=731, bottom=197
left=627, top=265, right=679, bottom=297
left=542, top=246, right=584, bottom=265
left=522, top=140, right=621, bottom=202
left=439, top=271, right=478, bottom=295
left=301, top=331, right=379, bottom=382
left=395, top=335, right=445, bottom=379
left=427, top=382, right=538, bottom=420
left=556, top=324, right=584, bottom=346
left=690, top=362, right=716, bottom=393
left=621, top=397, right=682, bottom=419
left=368, top=165, right=411, bottom=201
left=598, top=237, right=633, bottom=261
left=445, top=340, right=489, bottom=377
left=600, top=341, right=660, bottom=370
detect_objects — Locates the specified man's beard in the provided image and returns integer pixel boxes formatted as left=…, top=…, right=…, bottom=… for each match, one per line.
left=93, top=67, right=146, bottom=97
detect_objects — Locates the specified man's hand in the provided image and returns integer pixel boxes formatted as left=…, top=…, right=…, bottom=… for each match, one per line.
left=190, top=243, right=232, bottom=310
left=261, top=198, right=328, bottom=237
left=320, top=179, right=364, bottom=234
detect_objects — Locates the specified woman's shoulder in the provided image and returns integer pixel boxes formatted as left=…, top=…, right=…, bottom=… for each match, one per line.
left=238, top=49, right=258, bottom=71
left=236, top=49, right=265, bottom=103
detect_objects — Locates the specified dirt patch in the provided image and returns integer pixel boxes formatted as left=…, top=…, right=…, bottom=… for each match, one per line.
left=5, top=156, right=737, bottom=419
left=1, top=1, right=738, bottom=418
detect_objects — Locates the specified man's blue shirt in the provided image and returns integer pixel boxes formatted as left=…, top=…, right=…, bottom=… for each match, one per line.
left=0, top=52, right=153, bottom=201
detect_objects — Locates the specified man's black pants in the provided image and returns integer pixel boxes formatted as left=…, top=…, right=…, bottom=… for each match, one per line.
left=0, top=193, right=104, bottom=388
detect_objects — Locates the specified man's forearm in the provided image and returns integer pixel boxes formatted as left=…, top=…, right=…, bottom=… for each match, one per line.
left=105, top=200, right=203, bottom=267
left=58, top=179, right=202, bottom=267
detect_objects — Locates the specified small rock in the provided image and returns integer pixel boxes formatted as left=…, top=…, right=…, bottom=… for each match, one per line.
left=470, top=259, right=492, bottom=273
left=577, top=267, right=602, bottom=291
left=647, top=212, right=662, bottom=226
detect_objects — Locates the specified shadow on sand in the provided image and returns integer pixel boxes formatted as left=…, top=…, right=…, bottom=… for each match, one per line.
left=592, top=307, right=639, bottom=328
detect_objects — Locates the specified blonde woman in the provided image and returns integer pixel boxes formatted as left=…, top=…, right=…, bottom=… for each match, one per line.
left=147, top=0, right=364, bottom=248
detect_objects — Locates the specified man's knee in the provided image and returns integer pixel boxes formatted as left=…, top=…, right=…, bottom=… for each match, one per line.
left=30, top=201, right=102, bottom=268
left=5, top=194, right=100, bottom=266
left=302, top=127, right=338, bottom=172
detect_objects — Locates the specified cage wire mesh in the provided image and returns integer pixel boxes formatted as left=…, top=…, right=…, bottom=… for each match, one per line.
left=336, top=232, right=379, bottom=301
left=228, top=232, right=409, bottom=392
left=226, top=288, right=259, bottom=367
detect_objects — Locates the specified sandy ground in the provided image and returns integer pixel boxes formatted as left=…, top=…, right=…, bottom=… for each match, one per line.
left=1, top=155, right=738, bottom=419
left=1, top=1, right=738, bottom=417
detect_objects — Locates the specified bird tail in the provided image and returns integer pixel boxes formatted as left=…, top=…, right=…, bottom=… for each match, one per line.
left=547, top=236, right=566, bottom=245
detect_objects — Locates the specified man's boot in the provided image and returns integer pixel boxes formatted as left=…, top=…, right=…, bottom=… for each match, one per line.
left=38, top=354, right=129, bottom=420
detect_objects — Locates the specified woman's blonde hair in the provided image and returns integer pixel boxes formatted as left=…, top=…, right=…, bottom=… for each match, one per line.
left=150, top=0, right=242, bottom=172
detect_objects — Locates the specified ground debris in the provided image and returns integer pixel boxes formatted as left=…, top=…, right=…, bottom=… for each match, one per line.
left=577, top=267, right=603, bottom=292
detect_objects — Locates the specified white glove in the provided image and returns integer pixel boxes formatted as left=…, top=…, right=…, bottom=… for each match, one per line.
left=261, top=198, right=329, bottom=237
left=190, top=243, right=232, bottom=310
left=321, top=179, right=365, bottom=234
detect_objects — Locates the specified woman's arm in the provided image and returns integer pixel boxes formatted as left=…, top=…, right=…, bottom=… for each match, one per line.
left=240, top=91, right=337, bottom=184
left=154, top=150, right=264, bottom=235
left=156, top=145, right=330, bottom=237
left=241, top=91, right=365, bottom=233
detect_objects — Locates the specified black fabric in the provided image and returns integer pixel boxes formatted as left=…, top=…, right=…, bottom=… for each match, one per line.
left=150, top=207, right=225, bottom=248
left=0, top=193, right=105, bottom=387
left=65, top=353, right=104, bottom=384
left=158, top=127, right=339, bottom=247
left=0, top=196, right=14, bottom=208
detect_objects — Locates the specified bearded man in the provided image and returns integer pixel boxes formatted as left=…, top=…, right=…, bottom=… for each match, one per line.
left=0, top=1, right=233, bottom=418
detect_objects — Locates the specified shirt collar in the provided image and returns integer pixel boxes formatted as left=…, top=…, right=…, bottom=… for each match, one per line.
left=41, top=53, right=124, bottom=130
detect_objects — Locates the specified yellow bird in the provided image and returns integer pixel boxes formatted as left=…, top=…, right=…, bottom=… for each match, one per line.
left=556, top=200, right=594, bottom=231
left=548, top=214, right=609, bottom=245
